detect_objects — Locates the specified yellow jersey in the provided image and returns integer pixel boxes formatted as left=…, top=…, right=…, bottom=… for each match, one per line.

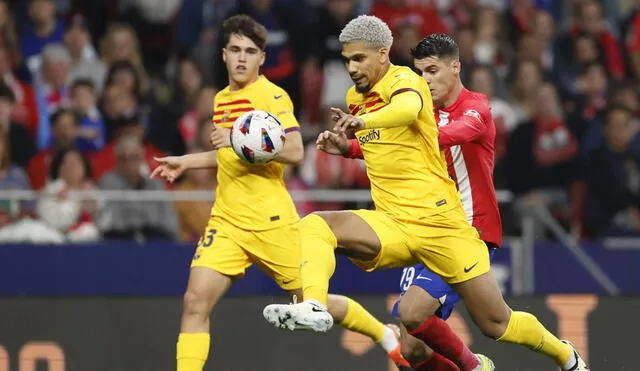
left=346, top=64, right=460, bottom=222
left=211, top=76, right=300, bottom=230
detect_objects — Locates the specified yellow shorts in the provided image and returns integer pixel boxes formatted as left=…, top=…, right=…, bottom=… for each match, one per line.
left=348, top=206, right=490, bottom=284
left=191, top=216, right=301, bottom=290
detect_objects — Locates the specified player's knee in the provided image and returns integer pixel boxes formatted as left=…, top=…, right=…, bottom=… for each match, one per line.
left=397, top=291, right=439, bottom=331
left=182, top=290, right=210, bottom=318
left=400, top=336, right=429, bottom=365
left=398, top=301, right=428, bottom=331
left=477, top=309, right=512, bottom=339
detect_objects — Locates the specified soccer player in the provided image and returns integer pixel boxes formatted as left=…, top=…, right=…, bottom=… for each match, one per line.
left=150, top=15, right=409, bottom=371
left=263, top=15, right=589, bottom=371
left=316, top=34, right=500, bottom=371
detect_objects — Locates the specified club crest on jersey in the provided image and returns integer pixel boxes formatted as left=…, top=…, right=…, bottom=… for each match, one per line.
left=463, top=109, right=481, bottom=120
left=358, top=129, right=380, bottom=146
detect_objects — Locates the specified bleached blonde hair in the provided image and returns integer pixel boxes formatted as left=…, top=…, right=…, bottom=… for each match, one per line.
left=339, top=15, right=393, bottom=49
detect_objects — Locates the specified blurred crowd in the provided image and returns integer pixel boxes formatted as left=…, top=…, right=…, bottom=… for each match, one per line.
left=0, top=0, right=638, bottom=243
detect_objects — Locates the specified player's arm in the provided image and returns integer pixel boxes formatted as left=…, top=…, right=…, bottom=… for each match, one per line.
left=360, top=87, right=423, bottom=129
left=438, top=104, right=489, bottom=148
left=274, top=130, right=304, bottom=164
left=150, top=151, right=217, bottom=184
left=178, top=151, right=219, bottom=168
left=271, top=93, right=304, bottom=165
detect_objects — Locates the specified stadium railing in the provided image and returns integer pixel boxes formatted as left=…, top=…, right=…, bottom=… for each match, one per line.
left=0, top=188, right=621, bottom=295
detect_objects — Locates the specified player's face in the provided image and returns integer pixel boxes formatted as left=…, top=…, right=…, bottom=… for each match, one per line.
left=342, top=41, right=389, bottom=93
left=414, top=56, right=460, bottom=107
left=222, top=34, right=265, bottom=87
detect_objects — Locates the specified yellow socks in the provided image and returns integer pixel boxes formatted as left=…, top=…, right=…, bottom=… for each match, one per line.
left=300, top=214, right=338, bottom=306
left=176, top=333, right=210, bottom=371
left=339, top=297, right=386, bottom=343
left=497, top=311, right=573, bottom=366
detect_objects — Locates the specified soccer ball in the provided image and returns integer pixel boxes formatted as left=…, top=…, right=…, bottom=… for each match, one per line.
left=230, top=110, right=285, bottom=164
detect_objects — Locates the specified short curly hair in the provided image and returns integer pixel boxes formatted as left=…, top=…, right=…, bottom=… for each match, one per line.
left=339, top=15, right=393, bottom=49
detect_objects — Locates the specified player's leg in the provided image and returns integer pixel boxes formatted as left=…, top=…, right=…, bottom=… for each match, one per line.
left=399, top=265, right=495, bottom=371
left=398, top=323, right=460, bottom=371
left=326, top=294, right=409, bottom=367
left=398, top=283, right=481, bottom=370
left=177, top=267, right=232, bottom=371
left=263, top=210, right=415, bottom=332
left=409, top=208, right=586, bottom=370
left=177, top=221, right=251, bottom=371
left=252, top=221, right=409, bottom=365
left=452, top=273, right=587, bottom=370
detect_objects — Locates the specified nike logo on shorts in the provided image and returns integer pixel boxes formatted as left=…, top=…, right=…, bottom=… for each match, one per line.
left=415, top=276, right=432, bottom=281
left=464, top=262, right=479, bottom=273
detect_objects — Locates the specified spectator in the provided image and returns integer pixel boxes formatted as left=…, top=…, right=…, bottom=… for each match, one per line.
left=506, top=83, right=579, bottom=195
left=0, top=82, right=36, bottom=168
left=508, top=60, right=543, bottom=123
left=584, top=107, right=640, bottom=236
left=390, top=21, right=421, bottom=68
left=567, top=62, right=610, bottom=153
left=64, top=17, right=107, bottom=92
left=0, top=130, right=32, bottom=229
left=21, top=0, right=66, bottom=78
left=26, top=108, right=78, bottom=189
left=97, top=135, right=179, bottom=241
left=468, top=64, right=515, bottom=178
left=174, top=58, right=204, bottom=114
left=471, top=6, right=508, bottom=71
left=178, top=85, right=216, bottom=148
left=0, top=0, right=22, bottom=69
left=310, top=0, right=358, bottom=118
left=100, top=83, right=143, bottom=139
left=105, top=60, right=144, bottom=100
left=177, top=0, right=236, bottom=84
left=173, top=146, right=216, bottom=242
left=0, top=45, right=39, bottom=133
left=611, top=83, right=639, bottom=117
left=36, top=147, right=101, bottom=241
left=556, top=0, right=626, bottom=80
left=370, top=0, right=448, bottom=37
left=99, top=23, right=150, bottom=96
left=624, top=8, right=640, bottom=79
left=70, top=79, right=106, bottom=152
left=531, top=9, right=556, bottom=72
left=557, top=33, right=603, bottom=98
left=34, top=43, right=72, bottom=150
left=89, top=114, right=164, bottom=181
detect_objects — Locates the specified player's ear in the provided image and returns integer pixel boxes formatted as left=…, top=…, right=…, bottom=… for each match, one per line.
left=451, top=60, right=461, bottom=75
left=259, top=51, right=266, bottom=67
left=378, top=47, right=389, bottom=63
left=222, top=48, right=227, bottom=63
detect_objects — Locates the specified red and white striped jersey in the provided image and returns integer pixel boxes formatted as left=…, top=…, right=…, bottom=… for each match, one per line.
left=437, top=88, right=503, bottom=247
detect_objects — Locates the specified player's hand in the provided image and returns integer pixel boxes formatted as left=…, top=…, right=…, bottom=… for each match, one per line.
left=210, top=124, right=231, bottom=149
left=150, top=156, right=188, bottom=184
left=330, top=107, right=365, bottom=133
left=316, top=130, right=350, bottom=156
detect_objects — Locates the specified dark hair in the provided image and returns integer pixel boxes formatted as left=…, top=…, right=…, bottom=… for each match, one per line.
left=49, top=147, right=93, bottom=181
left=50, top=108, right=79, bottom=127
left=71, top=78, right=95, bottom=91
left=106, top=60, right=141, bottom=97
left=0, top=82, right=15, bottom=103
left=411, top=33, right=459, bottom=60
left=222, top=14, right=268, bottom=50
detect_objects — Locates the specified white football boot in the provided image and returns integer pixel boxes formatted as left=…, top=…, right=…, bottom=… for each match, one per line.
left=561, top=340, right=590, bottom=370
left=263, top=299, right=334, bottom=332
